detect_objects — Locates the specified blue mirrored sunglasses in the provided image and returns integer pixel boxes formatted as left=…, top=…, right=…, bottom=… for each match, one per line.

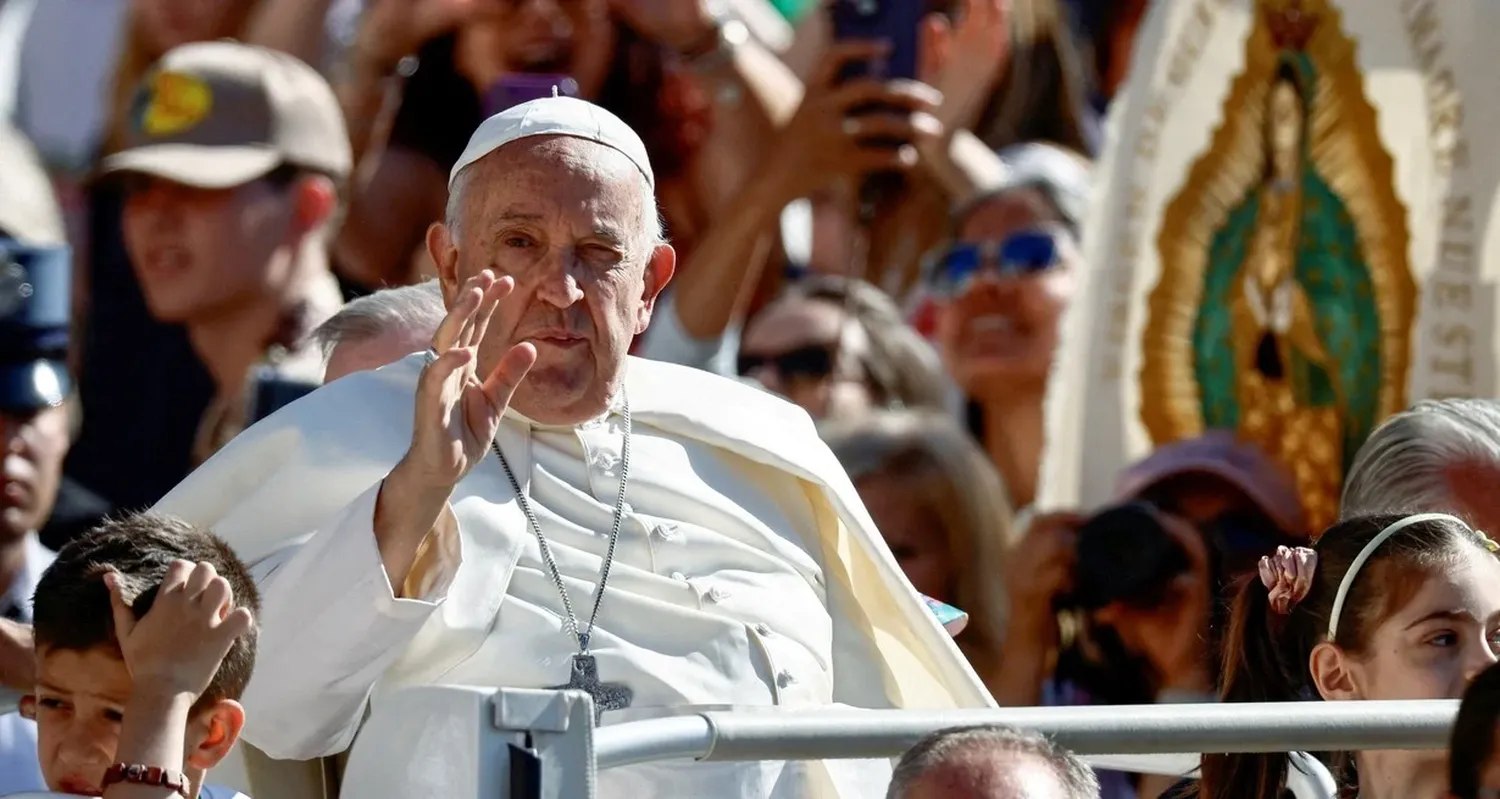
left=927, top=229, right=1063, bottom=297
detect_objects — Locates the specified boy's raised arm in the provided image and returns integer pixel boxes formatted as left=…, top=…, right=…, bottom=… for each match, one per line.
left=103, top=562, right=254, bottom=799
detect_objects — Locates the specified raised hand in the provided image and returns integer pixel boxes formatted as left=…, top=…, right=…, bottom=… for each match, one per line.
left=765, top=41, right=943, bottom=197
left=357, top=0, right=482, bottom=70
left=610, top=0, right=717, bottom=53
left=404, top=270, right=536, bottom=494
left=1003, top=511, right=1081, bottom=610
left=919, top=0, right=1011, bottom=134
left=106, top=562, right=255, bottom=700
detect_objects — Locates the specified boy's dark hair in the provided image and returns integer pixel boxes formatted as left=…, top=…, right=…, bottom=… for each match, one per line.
left=1451, top=661, right=1500, bottom=799
left=32, top=512, right=259, bottom=715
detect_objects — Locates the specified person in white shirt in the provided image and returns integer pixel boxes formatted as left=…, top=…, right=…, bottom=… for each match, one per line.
left=152, top=95, right=992, bottom=798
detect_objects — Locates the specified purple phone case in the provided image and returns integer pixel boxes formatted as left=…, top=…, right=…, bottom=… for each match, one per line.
left=484, top=75, right=580, bottom=117
left=829, top=0, right=924, bottom=81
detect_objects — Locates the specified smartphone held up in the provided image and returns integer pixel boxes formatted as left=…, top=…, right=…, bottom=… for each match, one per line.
left=828, top=0, right=931, bottom=213
left=484, top=74, right=581, bottom=118
left=829, top=0, right=924, bottom=83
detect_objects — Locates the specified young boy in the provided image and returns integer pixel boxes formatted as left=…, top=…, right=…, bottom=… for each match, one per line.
left=22, top=513, right=257, bottom=798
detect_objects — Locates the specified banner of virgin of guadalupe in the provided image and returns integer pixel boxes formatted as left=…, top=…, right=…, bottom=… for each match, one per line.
left=1039, top=0, right=1496, bottom=531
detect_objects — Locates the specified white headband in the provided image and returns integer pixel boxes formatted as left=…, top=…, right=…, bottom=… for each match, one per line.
left=1325, top=512, right=1469, bottom=641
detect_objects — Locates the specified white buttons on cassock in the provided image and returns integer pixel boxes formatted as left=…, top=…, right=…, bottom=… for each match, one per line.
left=671, top=571, right=687, bottom=582
left=653, top=522, right=679, bottom=540
left=707, top=585, right=731, bottom=603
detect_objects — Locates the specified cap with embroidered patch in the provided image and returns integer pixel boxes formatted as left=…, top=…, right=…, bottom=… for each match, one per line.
left=450, top=95, right=654, bottom=190
left=99, top=41, right=351, bottom=188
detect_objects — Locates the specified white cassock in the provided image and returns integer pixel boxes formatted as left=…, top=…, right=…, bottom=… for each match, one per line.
left=154, top=353, right=993, bottom=798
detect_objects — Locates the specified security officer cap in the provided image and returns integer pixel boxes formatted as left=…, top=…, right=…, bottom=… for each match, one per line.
left=0, top=241, right=70, bottom=411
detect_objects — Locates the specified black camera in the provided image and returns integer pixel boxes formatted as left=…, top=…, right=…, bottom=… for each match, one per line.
left=1069, top=502, right=1194, bottom=611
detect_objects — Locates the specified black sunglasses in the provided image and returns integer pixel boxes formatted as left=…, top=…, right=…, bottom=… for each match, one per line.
left=737, top=345, right=838, bottom=382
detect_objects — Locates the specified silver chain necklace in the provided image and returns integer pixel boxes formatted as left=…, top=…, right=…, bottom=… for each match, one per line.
left=490, top=395, right=634, bottom=723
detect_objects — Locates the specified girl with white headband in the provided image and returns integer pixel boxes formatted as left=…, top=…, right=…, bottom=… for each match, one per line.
left=1199, top=512, right=1500, bottom=799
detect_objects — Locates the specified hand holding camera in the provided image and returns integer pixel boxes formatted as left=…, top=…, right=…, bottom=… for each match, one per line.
left=1072, top=504, right=1215, bottom=697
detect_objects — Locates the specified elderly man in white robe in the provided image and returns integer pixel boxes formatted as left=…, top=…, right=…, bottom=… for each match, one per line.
left=154, top=96, right=991, bottom=798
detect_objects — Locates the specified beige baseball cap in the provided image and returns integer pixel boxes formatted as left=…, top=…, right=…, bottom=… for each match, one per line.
left=451, top=95, right=654, bottom=190
left=99, top=41, right=351, bottom=189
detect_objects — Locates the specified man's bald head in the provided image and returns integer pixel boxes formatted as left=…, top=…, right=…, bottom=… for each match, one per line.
left=887, top=726, right=1099, bottom=799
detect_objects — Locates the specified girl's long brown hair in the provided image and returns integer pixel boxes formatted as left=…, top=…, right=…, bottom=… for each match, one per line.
left=1200, top=513, right=1489, bottom=799
left=969, top=0, right=1094, bottom=153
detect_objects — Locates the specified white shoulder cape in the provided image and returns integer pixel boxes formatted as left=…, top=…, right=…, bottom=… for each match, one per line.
left=155, top=353, right=993, bottom=710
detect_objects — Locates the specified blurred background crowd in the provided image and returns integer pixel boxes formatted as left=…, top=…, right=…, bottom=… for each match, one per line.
left=1, top=1, right=1499, bottom=798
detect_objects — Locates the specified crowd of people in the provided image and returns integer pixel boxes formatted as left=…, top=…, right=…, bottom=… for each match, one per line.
left=0, top=0, right=1494, bottom=798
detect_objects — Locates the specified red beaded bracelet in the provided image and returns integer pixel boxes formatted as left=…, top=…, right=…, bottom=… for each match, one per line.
left=101, top=763, right=191, bottom=798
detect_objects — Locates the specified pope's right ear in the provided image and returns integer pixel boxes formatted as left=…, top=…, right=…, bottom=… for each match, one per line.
left=426, top=222, right=460, bottom=304
left=18, top=694, right=35, bottom=720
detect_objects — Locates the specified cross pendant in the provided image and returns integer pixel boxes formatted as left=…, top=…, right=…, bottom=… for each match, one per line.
left=550, top=653, right=633, bottom=725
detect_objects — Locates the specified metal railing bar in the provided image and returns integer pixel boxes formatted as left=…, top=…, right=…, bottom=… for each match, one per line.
left=592, top=700, right=1459, bottom=771
left=594, top=715, right=715, bottom=770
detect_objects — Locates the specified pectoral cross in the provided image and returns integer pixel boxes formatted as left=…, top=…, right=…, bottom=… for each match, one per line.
left=550, top=654, right=633, bottom=725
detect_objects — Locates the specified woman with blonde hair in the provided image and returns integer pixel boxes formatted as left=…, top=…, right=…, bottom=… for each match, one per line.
left=822, top=408, right=1015, bottom=696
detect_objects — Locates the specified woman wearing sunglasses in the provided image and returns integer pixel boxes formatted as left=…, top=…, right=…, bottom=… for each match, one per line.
left=737, top=274, right=950, bottom=421
left=920, top=141, right=1091, bottom=509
